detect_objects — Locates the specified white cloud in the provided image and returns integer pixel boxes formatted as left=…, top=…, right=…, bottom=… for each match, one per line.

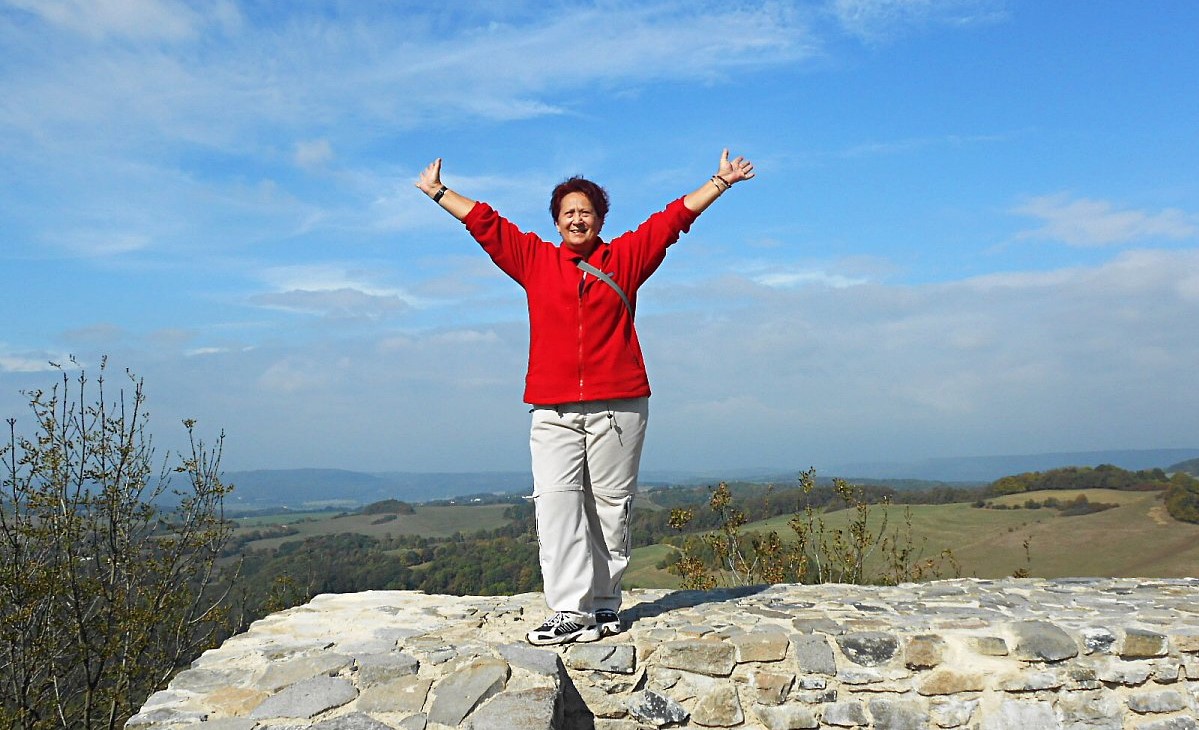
left=752, top=268, right=868, bottom=289
left=1013, top=193, right=1198, bottom=247
left=0, top=354, right=61, bottom=373
left=251, top=288, right=410, bottom=320
left=293, top=139, right=334, bottom=169
left=830, top=0, right=1008, bottom=42
left=4, top=0, right=206, bottom=41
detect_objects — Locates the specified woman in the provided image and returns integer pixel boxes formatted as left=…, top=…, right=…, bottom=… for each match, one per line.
left=415, top=150, right=755, bottom=645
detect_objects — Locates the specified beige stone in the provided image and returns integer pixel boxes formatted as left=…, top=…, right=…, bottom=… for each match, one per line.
left=206, top=687, right=268, bottom=716
left=730, top=631, right=789, bottom=663
left=1122, top=628, right=1169, bottom=658
left=904, top=634, right=947, bottom=669
left=748, top=670, right=794, bottom=706
left=691, top=681, right=743, bottom=727
left=916, top=669, right=986, bottom=695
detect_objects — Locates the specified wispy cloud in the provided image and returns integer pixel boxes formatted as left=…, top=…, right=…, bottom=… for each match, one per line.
left=4, top=0, right=216, bottom=42
left=830, top=0, right=1008, bottom=42
left=250, top=264, right=424, bottom=320
left=1013, top=193, right=1198, bottom=247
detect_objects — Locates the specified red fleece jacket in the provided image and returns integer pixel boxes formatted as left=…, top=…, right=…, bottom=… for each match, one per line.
left=463, top=197, right=698, bottom=405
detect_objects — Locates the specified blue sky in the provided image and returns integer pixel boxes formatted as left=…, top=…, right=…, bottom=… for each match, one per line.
left=2, top=0, right=1197, bottom=476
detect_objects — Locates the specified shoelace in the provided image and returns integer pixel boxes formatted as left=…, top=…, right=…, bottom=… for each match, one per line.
left=544, top=612, right=575, bottom=630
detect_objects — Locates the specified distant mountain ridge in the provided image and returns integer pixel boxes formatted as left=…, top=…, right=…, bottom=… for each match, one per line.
left=830, top=448, right=1199, bottom=483
left=220, top=448, right=1199, bottom=510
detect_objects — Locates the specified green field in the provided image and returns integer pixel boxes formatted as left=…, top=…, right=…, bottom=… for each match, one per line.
left=625, top=542, right=683, bottom=590
left=230, top=488, right=1199, bottom=585
left=233, top=504, right=515, bottom=551
left=729, top=489, right=1199, bottom=580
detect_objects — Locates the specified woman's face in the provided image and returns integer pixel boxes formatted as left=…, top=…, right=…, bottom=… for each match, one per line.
left=556, top=191, right=603, bottom=253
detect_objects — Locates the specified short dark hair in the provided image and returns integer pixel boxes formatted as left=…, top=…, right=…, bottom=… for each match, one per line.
left=550, top=177, right=610, bottom=223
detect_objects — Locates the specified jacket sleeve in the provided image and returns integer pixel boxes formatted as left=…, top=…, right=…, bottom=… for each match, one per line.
left=611, top=197, right=699, bottom=285
left=462, top=201, right=548, bottom=285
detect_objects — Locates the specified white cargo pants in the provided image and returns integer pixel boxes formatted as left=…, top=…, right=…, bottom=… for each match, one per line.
left=529, top=397, right=648, bottom=618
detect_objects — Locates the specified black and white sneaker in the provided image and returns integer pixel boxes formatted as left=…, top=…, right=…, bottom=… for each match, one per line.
left=526, top=612, right=596, bottom=646
left=580, top=609, right=622, bottom=642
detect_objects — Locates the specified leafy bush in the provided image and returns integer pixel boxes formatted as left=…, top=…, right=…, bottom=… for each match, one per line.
left=1164, top=473, right=1199, bottom=524
left=1, top=361, right=236, bottom=729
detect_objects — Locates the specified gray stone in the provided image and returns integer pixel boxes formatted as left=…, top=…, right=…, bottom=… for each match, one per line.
left=565, top=643, right=637, bottom=674
left=868, top=698, right=931, bottom=730
left=497, top=643, right=562, bottom=676
left=1127, top=689, right=1187, bottom=714
left=837, top=631, right=900, bottom=666
left=791, top=617, right=844, bottom=634
left=1135, top=719, right=1199, bottom=730
left=1096, top=659, right=1153, bottom=685
left=425, top=657, right=509, bottom=727
left=248, top=676, right=357, bottom=719
left=655, top=639, right=736, bottom=676
left=468, top=687, right=559, bottom=730
left=980, top=699, right=1060, bottom=730
left=1053, top=689, right=1122, bottom=729
left=125, top=707, right=209, bottom=726
left=399, top=713, right=428, bottom=730
left=838, top=667, right=885, bottom=685
left=354, top=652, right=419, bottom=687
left=691, top=681, right=743, bottom=727
left=1012, top=621, right=1079, bottom=662
left=930, top=698, right=978, bottom=728
left=793, top=634, right=837, bottom=675
left=995, top=668, right=1064, bottom=692
left=259, top=653, right=355, bottom=692
left=821, top=700, right=868, bottom=726
left=593, top=721, right=644, bottom=730
left=1081, top=627, right=1117, bottom=654
left=627, top=689, right=689, bottom=727
left=311, top=711, right=395, bottom=730
left=169, top=666, right=254, bottom=693
left=182, top=721, right=256, bottom=730
left=356, top=675, right=432, bottom=713
left=754, top=703, right=819, bottom=730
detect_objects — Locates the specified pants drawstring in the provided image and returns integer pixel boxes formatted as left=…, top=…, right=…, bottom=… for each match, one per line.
left=607, top=406, right=624, bottom=446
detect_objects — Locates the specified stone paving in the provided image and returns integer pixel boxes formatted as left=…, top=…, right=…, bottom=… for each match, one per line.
left=128, top=578, right=1199, bottom=729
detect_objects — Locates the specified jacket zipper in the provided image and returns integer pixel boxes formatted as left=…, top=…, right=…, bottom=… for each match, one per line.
left=578, top=271, right=585, bottom=400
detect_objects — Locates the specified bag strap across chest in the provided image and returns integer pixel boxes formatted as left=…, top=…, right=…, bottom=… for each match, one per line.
left=576, top=260, right=633, bottom=318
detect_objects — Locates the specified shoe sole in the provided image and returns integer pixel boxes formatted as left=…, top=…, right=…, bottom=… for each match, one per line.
left=577, top=624, right=621, bottom=643
left=525, top=628, right=594, bottom=646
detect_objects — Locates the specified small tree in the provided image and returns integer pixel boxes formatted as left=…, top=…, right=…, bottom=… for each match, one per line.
left=0, top=359, right=237, bottom=729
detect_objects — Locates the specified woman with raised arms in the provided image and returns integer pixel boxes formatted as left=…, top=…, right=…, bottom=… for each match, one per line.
left=415, top=150, right=755, bottom=645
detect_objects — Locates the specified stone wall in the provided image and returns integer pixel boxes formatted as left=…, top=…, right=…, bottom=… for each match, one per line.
left=129, top=578, right=1199, bottom=730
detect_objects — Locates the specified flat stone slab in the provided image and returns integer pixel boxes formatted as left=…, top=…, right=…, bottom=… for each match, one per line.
left=248, top=675, right=357, bottom=719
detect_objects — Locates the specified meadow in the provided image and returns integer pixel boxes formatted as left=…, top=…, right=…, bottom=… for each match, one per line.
left=228, top=488, right=1199, bottom=589
left=232, top=504, right=515, bottom=551
left=624, top=488, right=1199, bottom=589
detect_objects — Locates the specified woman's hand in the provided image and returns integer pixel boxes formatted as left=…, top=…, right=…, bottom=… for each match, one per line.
left=716, top=148, right=755, bottom=185
left=683, top=148, right=756, bottom=213
left=415, top=158, right=444, bottom=196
